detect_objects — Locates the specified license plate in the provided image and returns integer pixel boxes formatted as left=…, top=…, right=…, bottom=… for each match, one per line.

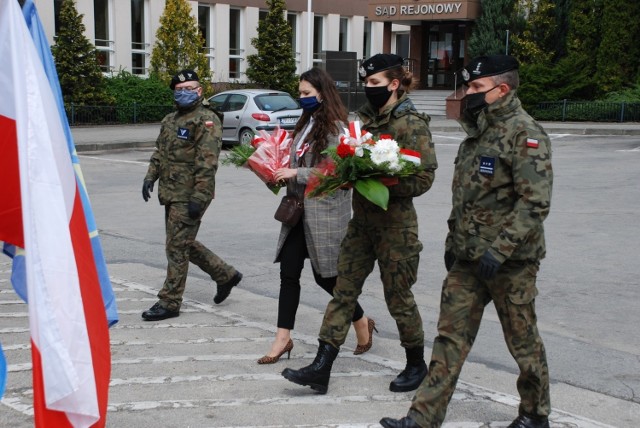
left=279, top=117, right=298, bottom=125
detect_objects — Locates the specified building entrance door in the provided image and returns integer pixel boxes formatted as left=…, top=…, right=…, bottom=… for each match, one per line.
left=425, top=23, right=466, bottom=89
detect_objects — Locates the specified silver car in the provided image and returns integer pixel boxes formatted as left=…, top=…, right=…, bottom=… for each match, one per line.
left=208, top=89, right=302, bottom=145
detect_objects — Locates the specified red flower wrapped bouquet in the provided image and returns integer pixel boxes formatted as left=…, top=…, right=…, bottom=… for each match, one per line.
left=222, top=126, right=293, bottom=193
left=305, top=121, right=422, bottom=210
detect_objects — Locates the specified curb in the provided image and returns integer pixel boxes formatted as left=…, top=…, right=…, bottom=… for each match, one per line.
left=75, top=141, right=156, bottom=153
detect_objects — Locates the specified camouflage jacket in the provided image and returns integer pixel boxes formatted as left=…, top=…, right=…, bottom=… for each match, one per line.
left=355, top=92, right=438, bottom=227
left=145, top=98, right=223, bottom=205
left=446, top=91, right=553, bottom=263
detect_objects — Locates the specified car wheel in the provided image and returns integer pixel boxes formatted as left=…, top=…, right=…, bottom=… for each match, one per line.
left=239, top=128, right=255, bottom=146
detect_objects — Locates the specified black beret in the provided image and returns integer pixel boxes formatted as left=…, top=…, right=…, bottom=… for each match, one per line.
left=170, top=69, right=199, bottom=90
left=462, top=55, right=519, bottom=85
left=358, top=54, right=404, bottom=80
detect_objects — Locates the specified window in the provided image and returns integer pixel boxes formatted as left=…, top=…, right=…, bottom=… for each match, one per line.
left=54, top=0, right=64, bottom=34
left=254, top=93, right=298, bottom=111
left=198, top=5, right=214, bottom=70
left=131, top=0, right=147, bottom=75
left=226, top=94, right=247, bottom=112
left=209, top=93, right=230, bottom=112
left=395, top=33, right=409, bottom=60
left=94, top=0, right=112, bottom=72
left=339, top=17, right=348, bottom=51
left=287, top=12, right=298, bottom=62
left=363, top=20, right=372, bottom=59
left=229, top=8, right=242, bottom=79
left=313, top=15, right=324, bottom=63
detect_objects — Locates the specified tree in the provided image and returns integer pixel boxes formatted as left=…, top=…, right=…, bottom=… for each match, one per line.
left=150, top=0, right=211, bottom=92
left=511, top=0, right=557, bottom=64
left=595, top=0, right=640, bottom=94
left=51, top=0, right=112, bottom=105
left=468, top=0, right=518, bottom=57
left=245, top=0, right=298, bottom=95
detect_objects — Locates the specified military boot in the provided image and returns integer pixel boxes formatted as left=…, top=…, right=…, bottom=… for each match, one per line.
left=379, top=416, right=421, bottom=428
left=508, top=414, right=550, bottom=428
left=281, top=340, right=339, bottom=394
left=389, top=346, right=428, bottom=392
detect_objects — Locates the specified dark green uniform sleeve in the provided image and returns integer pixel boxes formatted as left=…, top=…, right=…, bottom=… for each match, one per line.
left=488, top=130, right=553, bottom=263
left=144, top=122, right=165, bottom=183
left=190, top=113, right=222, bottom=205
left=388, top=114, right=437, bottom=198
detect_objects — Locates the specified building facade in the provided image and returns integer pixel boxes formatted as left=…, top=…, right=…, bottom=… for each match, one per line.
left=37, top=0, right=480, bottom=89
left=368, top=0, right=481, bottom=89
left=37, top=0, right=386, bottom=82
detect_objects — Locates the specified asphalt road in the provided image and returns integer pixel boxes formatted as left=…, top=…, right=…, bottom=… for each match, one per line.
left=1, top=129, right=639, bottom=427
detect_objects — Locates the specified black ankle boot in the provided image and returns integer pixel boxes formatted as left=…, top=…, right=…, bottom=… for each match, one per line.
left=282, top=340, right=339, bottom=394
left=380, top=416, right=420, bottom=428
left=389, top=346, right=428, bottom=392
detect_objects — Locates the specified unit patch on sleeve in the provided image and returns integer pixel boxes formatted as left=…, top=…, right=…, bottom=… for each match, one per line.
left=177, top=127, right=189, bottom=140
left=479, top=155, right=496, bottom=176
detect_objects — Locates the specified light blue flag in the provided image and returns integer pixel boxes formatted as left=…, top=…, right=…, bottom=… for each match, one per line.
left=0, top=343, right=6, bottom=399
left=1, top=242, right=21, bottom=400
left=2, top=243, right=27, bottom=302
left=21, top=0, right=119, bottom=327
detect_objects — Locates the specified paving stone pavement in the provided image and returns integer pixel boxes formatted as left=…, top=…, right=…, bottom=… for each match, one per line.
left=0, top=260, right=618, bottom=427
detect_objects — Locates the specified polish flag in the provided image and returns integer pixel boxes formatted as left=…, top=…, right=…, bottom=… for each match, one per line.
left=0, top=0, right=110, bottom=426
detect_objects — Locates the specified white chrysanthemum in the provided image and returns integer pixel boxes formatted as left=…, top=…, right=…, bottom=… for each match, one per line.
left=369, top=138, right=400, bottom=170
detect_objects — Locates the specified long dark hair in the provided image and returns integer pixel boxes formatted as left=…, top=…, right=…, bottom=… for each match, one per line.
left=292, top=68, right=348, bottom=157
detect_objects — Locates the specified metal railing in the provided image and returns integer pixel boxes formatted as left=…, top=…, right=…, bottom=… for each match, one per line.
left=66, top=103, right=174, bottom=126
left=530, top=100, right=640, bottom=122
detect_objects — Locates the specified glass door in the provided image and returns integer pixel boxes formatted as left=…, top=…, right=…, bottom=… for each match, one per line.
left=426, top=23, right=464, bottom=89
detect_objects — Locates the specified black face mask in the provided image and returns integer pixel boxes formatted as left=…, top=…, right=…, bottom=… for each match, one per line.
left=365, top=85, right=393, bottom=109
left=463, top=85, right=499, bottom=121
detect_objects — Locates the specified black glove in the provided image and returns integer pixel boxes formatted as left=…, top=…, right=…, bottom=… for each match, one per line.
left=478, top=251, right=501, bottom=280
left=444, top=250, right=456, bottom=271
left=142, top=180, right=154, bottom=202
left=187, top=201, right=203, bottom=219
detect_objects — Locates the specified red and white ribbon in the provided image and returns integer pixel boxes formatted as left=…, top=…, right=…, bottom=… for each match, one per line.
left=399, top=148, right=421, bottom=165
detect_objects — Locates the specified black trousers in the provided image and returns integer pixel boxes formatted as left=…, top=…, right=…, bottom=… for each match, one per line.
left=278, top=219, right=364, bottom=329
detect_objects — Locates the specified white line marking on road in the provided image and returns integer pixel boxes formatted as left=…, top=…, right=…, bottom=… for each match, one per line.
left=0, top=312, right=28, bottom=317
left=109, top=370, right=397, bottom=387
left=79, top=155, right=148, bottom=165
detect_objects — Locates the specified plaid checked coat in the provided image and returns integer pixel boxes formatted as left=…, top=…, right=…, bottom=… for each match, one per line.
left=274, top=123, right=351, bottom=278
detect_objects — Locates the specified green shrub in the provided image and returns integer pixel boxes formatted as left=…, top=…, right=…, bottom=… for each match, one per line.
left=105, top=70, right=173, bottom=105
left=602, top=78, right=640, bottom=102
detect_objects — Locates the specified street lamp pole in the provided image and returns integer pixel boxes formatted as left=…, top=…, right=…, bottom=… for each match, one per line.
left=307, top=0, right=312, bottom=68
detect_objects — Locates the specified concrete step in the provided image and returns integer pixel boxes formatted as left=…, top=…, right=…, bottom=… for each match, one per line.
left=408, top=89, right=453, bottom=117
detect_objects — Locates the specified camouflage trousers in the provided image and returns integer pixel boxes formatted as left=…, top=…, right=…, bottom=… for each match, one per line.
left=319, top=220, right=424, bottom=349
left=158, top=203, right=237, bottom=311
left=408, top=260, right=550, bottom=427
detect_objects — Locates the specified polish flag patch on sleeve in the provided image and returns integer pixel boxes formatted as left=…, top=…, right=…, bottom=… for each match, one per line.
left=526, top=138, right=539, bottom=148
left=205, top=121, right=214, bottom=128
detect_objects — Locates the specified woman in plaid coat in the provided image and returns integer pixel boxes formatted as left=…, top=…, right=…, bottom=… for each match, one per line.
left=258, top=68, right=375, bottom=364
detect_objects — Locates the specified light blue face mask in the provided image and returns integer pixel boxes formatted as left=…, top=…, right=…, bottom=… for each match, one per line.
left=174, top=89, right=200, bottom=108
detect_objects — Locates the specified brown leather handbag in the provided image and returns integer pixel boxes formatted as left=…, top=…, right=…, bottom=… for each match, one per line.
left=274, top=195, right=304, bottom=226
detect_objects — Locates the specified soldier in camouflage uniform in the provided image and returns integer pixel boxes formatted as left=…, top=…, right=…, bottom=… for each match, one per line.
left=282, top=54, right=438, bottom=394
left=380, top=56, right=553, bottom=428
left=141, top=70, right=242, bottom=321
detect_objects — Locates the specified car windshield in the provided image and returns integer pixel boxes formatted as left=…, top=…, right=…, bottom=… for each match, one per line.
left=254, top=93, right=299, bottom=111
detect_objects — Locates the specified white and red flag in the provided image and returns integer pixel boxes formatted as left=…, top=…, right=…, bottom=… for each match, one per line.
left=0, top=0, right=111, bottom=426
